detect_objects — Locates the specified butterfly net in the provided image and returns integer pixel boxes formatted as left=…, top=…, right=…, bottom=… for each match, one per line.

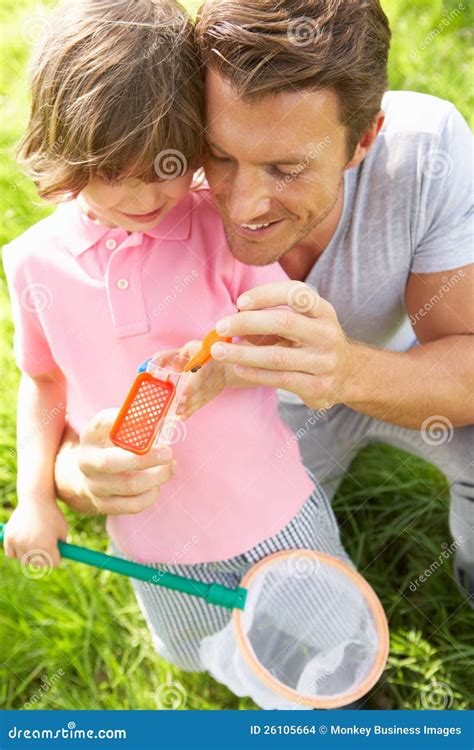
left=200, top=551, right=388, bottom=710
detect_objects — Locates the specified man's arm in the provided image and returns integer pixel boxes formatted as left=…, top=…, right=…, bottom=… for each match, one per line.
left=345, top=266, right=473, bottom=427
left=209, top=270, right=473, bottom=429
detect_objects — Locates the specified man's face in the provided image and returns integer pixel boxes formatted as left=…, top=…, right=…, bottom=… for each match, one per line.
left=204, top=69, right=350, bottom=266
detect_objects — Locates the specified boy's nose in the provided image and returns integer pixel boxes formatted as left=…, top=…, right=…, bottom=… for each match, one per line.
left=128, top=182, right=163, bottom=212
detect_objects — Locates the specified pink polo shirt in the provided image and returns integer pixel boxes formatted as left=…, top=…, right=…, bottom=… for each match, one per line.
left=3, top=189, right=314, bottom=564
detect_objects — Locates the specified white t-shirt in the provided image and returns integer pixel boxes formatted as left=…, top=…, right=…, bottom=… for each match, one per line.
left=281, top=91, right=473, bottom=405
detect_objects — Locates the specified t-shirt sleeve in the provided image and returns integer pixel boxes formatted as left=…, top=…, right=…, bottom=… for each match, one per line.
left=412, top=105, right=474, bottom=273
left=2, top=242, right=57, bottom=375
left=229, top=256, right=290, bottom=302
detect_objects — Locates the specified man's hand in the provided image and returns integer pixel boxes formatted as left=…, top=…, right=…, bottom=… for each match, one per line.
left=55, top=410, right=176, bottom=516
left=210, top=281, right=354, bottom=410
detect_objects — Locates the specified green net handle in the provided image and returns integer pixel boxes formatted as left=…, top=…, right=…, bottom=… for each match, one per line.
left=0, top=523, right=246, bottom=610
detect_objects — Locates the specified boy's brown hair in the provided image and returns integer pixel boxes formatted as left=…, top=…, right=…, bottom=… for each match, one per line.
left=18, top=0, right=204, bottom=200
left=195, top=0, right=391, bottom=157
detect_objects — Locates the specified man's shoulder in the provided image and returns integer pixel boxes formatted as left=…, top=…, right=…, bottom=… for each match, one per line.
left=380, top=90, right=457, bottom=139
left=361, top=91, right=469, bottom=186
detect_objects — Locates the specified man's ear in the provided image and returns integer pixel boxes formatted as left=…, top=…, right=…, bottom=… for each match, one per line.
left=345, top=110, right=385, bottom=169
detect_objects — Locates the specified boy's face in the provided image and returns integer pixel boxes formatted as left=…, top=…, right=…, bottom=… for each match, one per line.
left=80, top=172, right=193, bottom=232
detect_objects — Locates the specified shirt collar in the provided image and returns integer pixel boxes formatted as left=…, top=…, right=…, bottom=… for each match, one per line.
left=59, top=194, right=193, bottom=257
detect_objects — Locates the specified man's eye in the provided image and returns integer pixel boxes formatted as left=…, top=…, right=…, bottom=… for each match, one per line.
left=272, top=165, right=303, bottom=179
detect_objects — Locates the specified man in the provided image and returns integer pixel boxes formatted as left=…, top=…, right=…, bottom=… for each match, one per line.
left=54, top=0, right=473, bottom=598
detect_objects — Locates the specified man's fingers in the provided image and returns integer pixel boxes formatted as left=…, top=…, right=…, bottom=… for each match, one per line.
left=214, top=309, right=330, bottom=345
left=211, top=342, right=324, bottom=373
left=232, top=364, right=316, bottom=394
left=215, top=309, right=313, bottom=342
left=79, top=443, right=173, bottom=476
left=235, top=281, right=329, bottom=318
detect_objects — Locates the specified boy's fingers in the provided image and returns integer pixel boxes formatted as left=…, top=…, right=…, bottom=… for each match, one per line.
left=153, top=341, right=201, bottom=371
left=88, top=462, right=175, bottom=497
left=3, top=537, right=17, bottom=559
left=48, top=548, right=62, bottom=569
left=82, top=409, right=121, bottom=447
left=94, top=487, right=161, bottom=516
left=178, top=395, right=211, bottom=419
left=80, top=444, right=173, bottom=476
left=152, top=349, right=182, bottom=369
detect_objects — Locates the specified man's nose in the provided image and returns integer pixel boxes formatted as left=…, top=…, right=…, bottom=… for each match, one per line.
left=226, top=168, right=272, bottom=224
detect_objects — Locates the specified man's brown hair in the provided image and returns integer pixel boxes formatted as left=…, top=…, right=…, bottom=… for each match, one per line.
left=18, top=0, right=205, bottom=200
left=195, top=0, right=391, bottom=156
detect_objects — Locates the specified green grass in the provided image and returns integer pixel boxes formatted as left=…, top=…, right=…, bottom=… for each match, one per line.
left=1, top=0, right=473, bottom=711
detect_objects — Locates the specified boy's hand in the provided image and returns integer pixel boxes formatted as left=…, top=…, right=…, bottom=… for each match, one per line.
left=4, top=502, right=68, bottom=570
left=153, top=341, right=229, bottom=420
left=74, top=410, right=176, bottom=516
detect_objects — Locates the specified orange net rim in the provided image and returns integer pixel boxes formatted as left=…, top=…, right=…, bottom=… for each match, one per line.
left=232, top=549, right=389, bottom=709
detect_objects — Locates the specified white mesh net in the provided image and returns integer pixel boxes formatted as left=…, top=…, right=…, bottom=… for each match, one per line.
left=200, top=552, right=387, bottom=709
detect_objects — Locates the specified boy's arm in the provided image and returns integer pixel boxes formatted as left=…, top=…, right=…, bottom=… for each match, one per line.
left=3, top=369, right=69, bottom=567
left=16, top=369, right=67, bottom=500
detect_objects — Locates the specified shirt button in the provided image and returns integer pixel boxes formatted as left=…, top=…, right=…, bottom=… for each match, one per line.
left=116, top=278, right=129, bottom=290
left=105, top=238, right=117, bottom=250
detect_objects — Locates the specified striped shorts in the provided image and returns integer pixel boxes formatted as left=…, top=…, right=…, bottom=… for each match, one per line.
left=115, top=482, right=351, bottom=672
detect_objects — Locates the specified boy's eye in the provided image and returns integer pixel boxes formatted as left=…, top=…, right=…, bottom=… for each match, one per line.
left=98, top=174, right=121, bottom=186
left=208, top=152, right=231, bottom=163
